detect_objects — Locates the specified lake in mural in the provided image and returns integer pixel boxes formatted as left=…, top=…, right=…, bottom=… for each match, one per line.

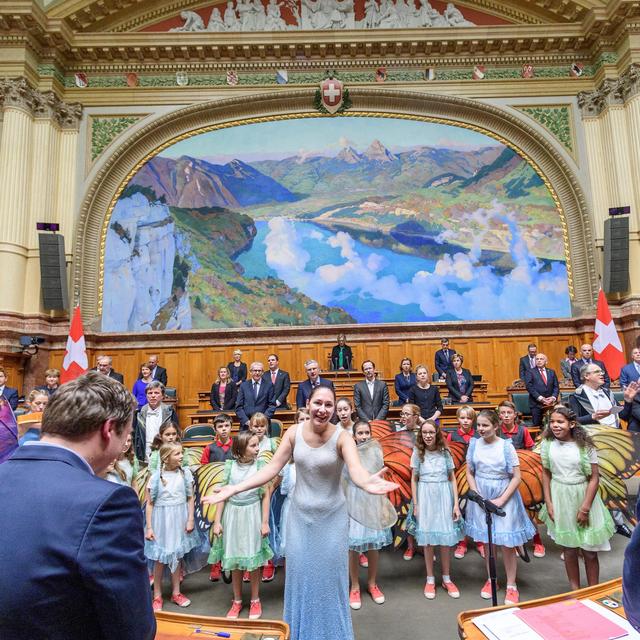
left=101, top=116, right=571, bottom=331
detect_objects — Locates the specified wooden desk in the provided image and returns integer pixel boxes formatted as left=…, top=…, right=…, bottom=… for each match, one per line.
left=457, top=577, right=625, bottom=639
left=155, top=610, right=289, bottom=639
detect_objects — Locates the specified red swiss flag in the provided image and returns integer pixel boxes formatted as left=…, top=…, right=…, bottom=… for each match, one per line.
left=60, top=307, right=89, bottom=384
left=593, top=289, right=626, bottom=380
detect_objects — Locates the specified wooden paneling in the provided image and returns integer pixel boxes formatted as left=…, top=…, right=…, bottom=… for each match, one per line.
left=47, top=331, right=589, bottom=427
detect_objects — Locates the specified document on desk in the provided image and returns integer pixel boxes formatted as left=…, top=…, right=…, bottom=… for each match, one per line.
left=472, top=608, right=544, bottom=640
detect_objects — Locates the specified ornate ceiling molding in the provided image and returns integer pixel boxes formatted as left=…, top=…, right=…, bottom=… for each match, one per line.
left=73, top=88, right=597, bottom=327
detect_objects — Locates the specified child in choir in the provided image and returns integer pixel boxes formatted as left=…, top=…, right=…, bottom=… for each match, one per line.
left=412, top=420, right=464, bottom=600
left=209, top=431, right=273, bottom=620
left=149, top=422, right=183, bottom=471
left=539, top=405, right=614, bottom=590
left=249, top=412, right=278, bottom=455
left=498, top=400, right=545, bottom=558
left=200, top=414, right=234, bottom=465
left=145, top=442, right=206, bottom=612
left=249, top=412, right=278, bottom=582
left=348, top=421, right=392, bottom=610
left=465, top=410, right=535, bottom=605
left=202, top=414, right=234, bottom=583
left=336, top=397, right=356, bottom=432
left=106, top=432, right=139, bottom=493
left=447, top=406, right=484, bottom=560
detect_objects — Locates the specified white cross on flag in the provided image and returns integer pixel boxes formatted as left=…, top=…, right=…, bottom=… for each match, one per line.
left=60, top=306, right=89, bottom=384
left=320, top=77, right=343, bottom=114
left=593, top=289, right=626, bottom=380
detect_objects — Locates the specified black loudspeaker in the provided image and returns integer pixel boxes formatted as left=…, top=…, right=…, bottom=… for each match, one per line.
left=602, top=216, right=630, bottom=293
left=38, top=233, right=69, bottom=310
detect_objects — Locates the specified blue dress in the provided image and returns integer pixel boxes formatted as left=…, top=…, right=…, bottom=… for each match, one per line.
left=464, top=438, right=535, bottom=547
left=284, top=424, right=353, bottom=640
left=411, top=448, right=464, bottom=547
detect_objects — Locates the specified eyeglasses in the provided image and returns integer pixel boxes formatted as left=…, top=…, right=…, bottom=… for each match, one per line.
left=400, top=412, right=415, bottom=417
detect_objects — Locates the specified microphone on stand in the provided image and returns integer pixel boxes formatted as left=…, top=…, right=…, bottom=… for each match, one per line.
left=466, top=489, right=506, bottom=517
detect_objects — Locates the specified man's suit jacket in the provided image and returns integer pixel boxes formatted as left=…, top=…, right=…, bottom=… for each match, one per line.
left=236, top=380, right=276, bottom=426
left=296, top=377, right=335, bottom=409
left=434, top=348, right=457, bottom=377
left=519, top=354, right=537, bottom=380
left=570, top=358, right=610, bottom=388
left=569, top=385, right=632, bottom=426
left=138, top=366, right=167, bottom=386
left=0, top=386, right=19, bottom=411
left=89, top=367, right=125, bottom=384
left=524, top=367, right=560, bottom=409
left=263, top=369, right=291, bottom=408
left=353, top=379, right=390, bottom=421
left=133, top=403, right=178, bottom=462
left=445, top=368, right=475, bottom=402
left=0, top=444, right=155, bottom=640
left=210, top=381, right=238, bottom=411
left=620, top=362, right=640, bottom=389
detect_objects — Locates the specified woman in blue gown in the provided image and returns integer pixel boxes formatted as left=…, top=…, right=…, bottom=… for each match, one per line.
left=203, top=386, right=397, bottom=640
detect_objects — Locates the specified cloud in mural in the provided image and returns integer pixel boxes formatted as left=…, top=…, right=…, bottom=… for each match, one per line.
left=263, top=201, right=569, bottom=321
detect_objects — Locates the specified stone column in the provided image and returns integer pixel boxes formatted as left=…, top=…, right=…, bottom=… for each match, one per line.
left=0, top=78, right=35, bottom=312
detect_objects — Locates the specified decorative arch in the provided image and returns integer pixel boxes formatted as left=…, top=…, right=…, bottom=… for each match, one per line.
left=74, top=88, right=597, bottom=327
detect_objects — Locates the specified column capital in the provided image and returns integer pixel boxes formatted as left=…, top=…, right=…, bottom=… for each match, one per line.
left=619, top=63, right=640, bottom=102
left=578, top=63, right=640, bottom=118
left=0, top=78, right=82, bottom=129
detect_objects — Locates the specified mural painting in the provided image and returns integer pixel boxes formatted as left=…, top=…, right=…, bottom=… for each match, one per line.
left=102, top=116, right=571, bottom=331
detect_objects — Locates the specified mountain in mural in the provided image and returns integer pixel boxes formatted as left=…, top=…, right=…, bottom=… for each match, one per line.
left=129, top=155, right=299, bottom=209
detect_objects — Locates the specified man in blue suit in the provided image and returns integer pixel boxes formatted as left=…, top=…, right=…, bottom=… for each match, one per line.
left=0, top=367, right=19, bottom=411
left=570, top=343, right=610, bottom=388
left=236, top=361, right=277, bottom=429
left=434, top=338, right=457, bottom=379
left=620, top=347, right=640, bottom=388
left=296, top=359, right=335, bottom=408
left=0, top=372, right=156, bottom=640
left=524, top=353, right=559, bottom=427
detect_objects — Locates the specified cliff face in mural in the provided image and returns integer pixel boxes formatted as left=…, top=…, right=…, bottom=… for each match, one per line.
left=102, top=116, right=571, bottom=331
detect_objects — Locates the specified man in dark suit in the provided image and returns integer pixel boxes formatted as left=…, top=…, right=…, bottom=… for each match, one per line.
left=236, top=361, right=277, bottom=429
left=353, top=360, right=389, bottom=421
left=518, top=343, right=538, bottom=380
left=570, top=343, right=610, bottom=388
left=524, top=353, right=559, bottom=427
left=296, top=359, right=335, bottom=408
left=91, top=355, right=125, bottom=384
left=434, top=338, right=456, bottom=379
left=0, top=371, right=156, bottom=640
left=263, top=353, right=291, bottom=410
left=620, top=347, right=640, bottom=389
left=0, top=367, right=19, bottom=411
left=145, top=354, right=168, bottom=386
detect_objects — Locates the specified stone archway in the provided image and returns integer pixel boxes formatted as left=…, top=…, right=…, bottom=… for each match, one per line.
left=74, top=88, right=597, bottom=326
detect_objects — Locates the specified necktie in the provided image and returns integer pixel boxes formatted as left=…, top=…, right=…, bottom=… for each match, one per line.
left=530, top=357, right=535, bottom=368
left=540, top=369, right=547, bottom=384
left=253, top=382, right=259, bottom=398
left=271, top=371, right=276, bottom=384
left=444, top=349, right=449, bottom=360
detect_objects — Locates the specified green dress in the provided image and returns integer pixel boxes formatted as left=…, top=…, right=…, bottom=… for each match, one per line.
left=539, top=439, right=614, bottom=551
left=208, top=459, right=273, bottom=571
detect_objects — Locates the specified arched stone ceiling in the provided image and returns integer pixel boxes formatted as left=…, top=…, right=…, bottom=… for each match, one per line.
left=47, top=0, right=604, bottom=32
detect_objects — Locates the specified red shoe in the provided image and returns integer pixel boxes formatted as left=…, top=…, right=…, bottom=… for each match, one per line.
left=504, top=586, right=520, bottom=605
left=476, top=542, right=486, bottom=558
left=171, top=593, right=191, bottom=607
left=454, top=542, right=467, bottom=559
left=242, top=570, right=250, bottom=583
left=349, top=589, right=362, bottom=610
left=442, top=581, right=460, bottom=599
left=359, top=553, right=369, bottom=568
left=209, top=563, right=221, bottom=582
left=481, top=579, right=496, bottom=600
left=368, top=584, right=385, bottom=604
left=403, top=547, right=415, bottom=561
left=424, top=582, right=436, bottom=600
left=262, top=561, right=275, bottom=582
left=249, top=599, right=262, bottom=620
left=533, top=543, right=546, bottom=558
left=226, top=600, right=243, bottom=619
left=152, top=596, right=163, bottom=612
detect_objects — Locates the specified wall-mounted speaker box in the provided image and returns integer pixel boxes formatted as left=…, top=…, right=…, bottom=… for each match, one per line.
left=38, top=233, right=69, bottom=310
left=602, top=216, right=629, bottom=294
